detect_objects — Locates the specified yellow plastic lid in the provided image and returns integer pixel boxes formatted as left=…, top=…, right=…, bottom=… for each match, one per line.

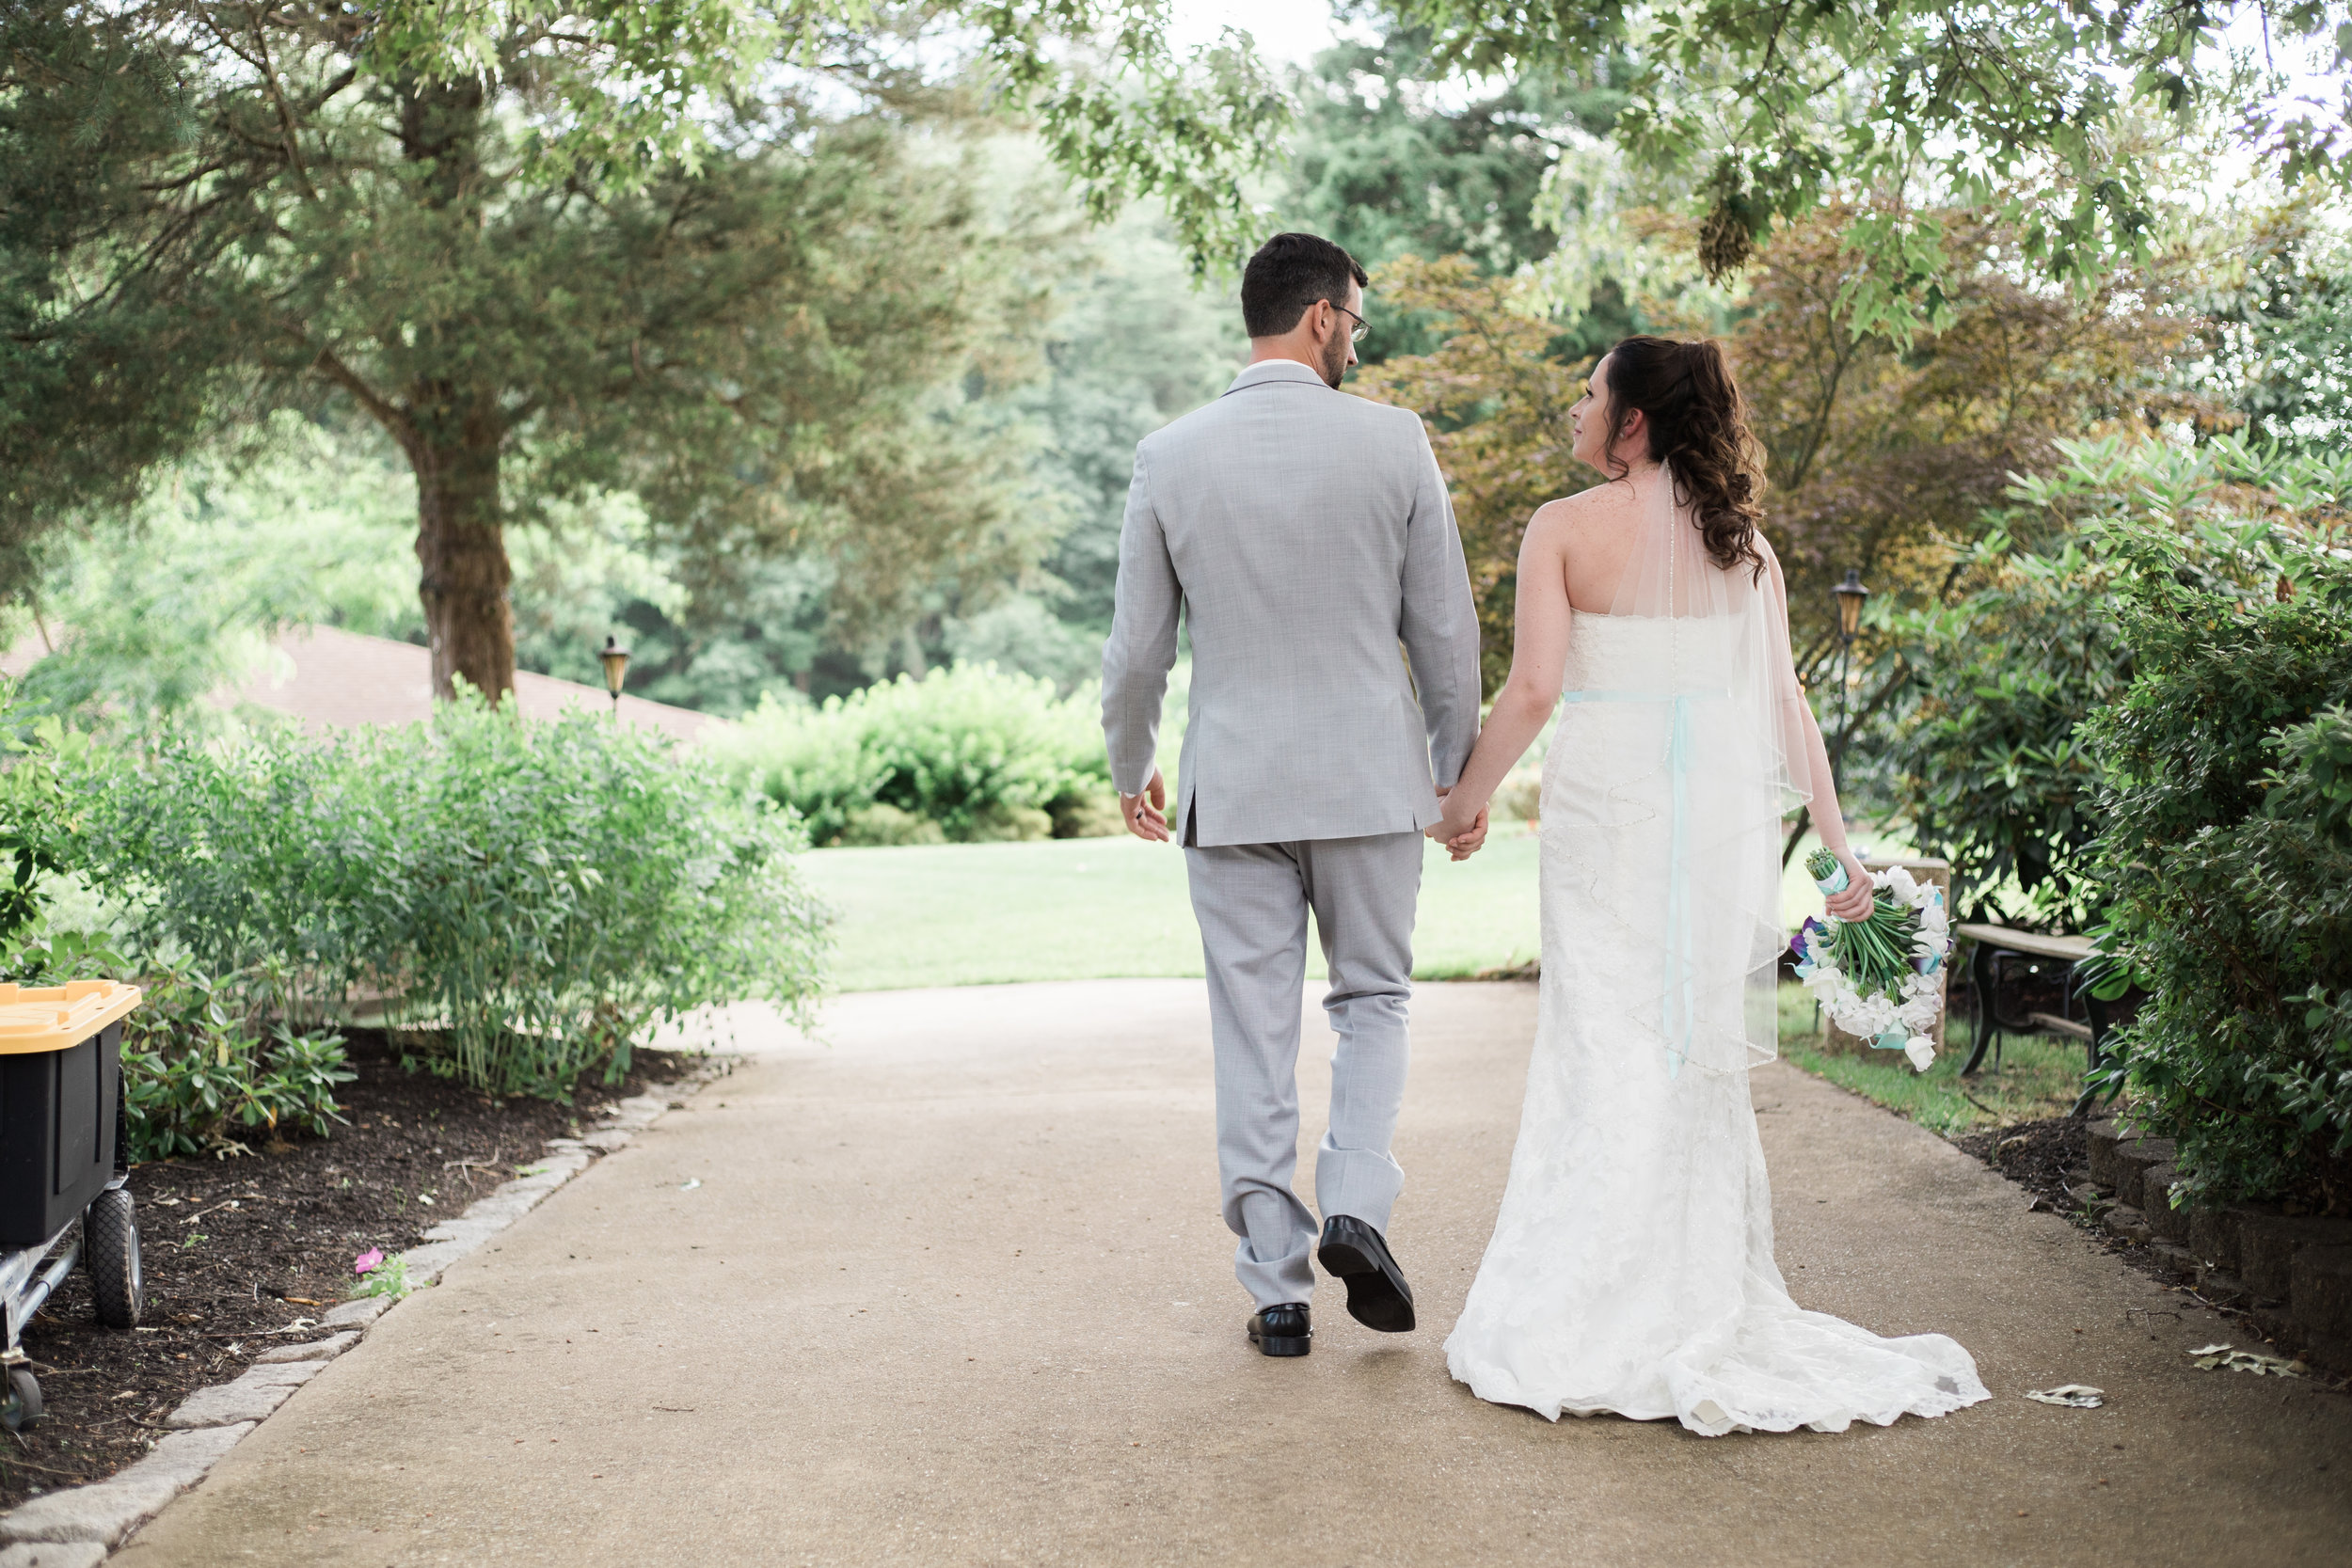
left=0, top=979, right=144, bottom=1055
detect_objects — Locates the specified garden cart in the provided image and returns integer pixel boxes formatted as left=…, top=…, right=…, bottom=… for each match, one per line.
left=0, top=980, right=146, bottom=1432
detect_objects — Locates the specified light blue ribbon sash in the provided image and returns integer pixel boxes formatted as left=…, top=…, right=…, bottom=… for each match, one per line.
left=1559, top=688, right=1727, bottom=1076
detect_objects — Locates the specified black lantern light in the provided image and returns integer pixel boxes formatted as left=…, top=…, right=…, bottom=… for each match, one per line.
left=1834, top=568, right=1869, bottom=642
left=598, top=635, right=630, bottom=713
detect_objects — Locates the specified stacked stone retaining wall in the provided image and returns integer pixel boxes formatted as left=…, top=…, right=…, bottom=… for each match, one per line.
left=2089, top=1117, right=2352, bottom=1371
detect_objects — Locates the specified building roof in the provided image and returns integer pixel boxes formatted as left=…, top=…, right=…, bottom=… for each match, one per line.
left=3, top=624, right=721, bottom=743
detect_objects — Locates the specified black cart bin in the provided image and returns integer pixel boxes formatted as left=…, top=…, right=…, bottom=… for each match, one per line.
left=0, top=982, right=142, bottom=1247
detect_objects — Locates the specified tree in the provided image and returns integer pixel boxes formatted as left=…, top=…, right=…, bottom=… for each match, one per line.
left=1281, top=24, right=1626, bottom=358
left=1351, top=256, right=1585, bottom=694
left=1712, top=205, right=2215, bottom=641
left=491, top=200, right=1244, bottom=706
left=1385, top=0, right=2352, bottom=334
left=1, top=0, right=1285, bottom=701
left=0, top=6, right=220, bottom=601
left=1356, top=204, right=2213, bottom=694
left=2189, top=198, right=2352, bottom=452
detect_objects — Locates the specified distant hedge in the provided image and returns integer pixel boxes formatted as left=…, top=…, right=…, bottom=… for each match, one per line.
left=705, top=664, right=1125, bottom=846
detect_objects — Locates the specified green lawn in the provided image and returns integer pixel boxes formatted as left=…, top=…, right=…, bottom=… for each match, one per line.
left=803, top=832, right=2088, bottom=1132
left=802, top=829, right=1543, bottom=992
left=1773, top=984, right=2090, bottom=1134
left=805, top=818, right=1933, bottom=995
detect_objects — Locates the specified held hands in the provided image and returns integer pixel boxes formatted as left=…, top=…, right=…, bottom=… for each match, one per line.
left=1823, top=849, right=1875, bottom=921
left=1427, top=785, right=1489, bottom=862
left=1121, top=769, right=1170, bottom=843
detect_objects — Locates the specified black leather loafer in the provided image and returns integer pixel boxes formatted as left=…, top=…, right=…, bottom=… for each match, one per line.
left=1247, top=1302, right=1311, bottom=1356
left=1317, top=1214, right=1416, bottom=1333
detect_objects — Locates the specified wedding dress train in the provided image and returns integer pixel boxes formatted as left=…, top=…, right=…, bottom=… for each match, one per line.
left=1444, top=597, right=1991, bottom=1436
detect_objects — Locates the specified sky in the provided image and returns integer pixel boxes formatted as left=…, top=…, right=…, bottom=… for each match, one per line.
left=1166, top=0, right=1351, bottom=68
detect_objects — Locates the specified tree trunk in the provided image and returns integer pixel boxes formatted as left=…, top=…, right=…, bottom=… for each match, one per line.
left=394, top=75, right=513, bottom=703
left=410, top=409, right=515, bottom=703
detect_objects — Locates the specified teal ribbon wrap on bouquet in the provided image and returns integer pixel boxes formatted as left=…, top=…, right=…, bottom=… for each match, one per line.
left=1559, top=687, right=1727, bottom=1076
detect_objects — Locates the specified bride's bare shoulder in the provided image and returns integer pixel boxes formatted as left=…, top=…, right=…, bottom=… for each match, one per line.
left=1529, top=480, right=1631, bottom=538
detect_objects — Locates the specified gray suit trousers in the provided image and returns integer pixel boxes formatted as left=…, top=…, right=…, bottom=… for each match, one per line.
left=1184, top=830, right=1422, bottom=1307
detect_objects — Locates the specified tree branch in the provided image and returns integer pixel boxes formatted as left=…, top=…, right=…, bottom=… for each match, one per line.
left=311, top=348, right=415, bottom=453
left=248, top=18, right=319, bottom=202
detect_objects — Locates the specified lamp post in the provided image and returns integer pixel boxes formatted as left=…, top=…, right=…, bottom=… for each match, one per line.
left=1831, top=569, right=1868, bottom=781
left=598, top=636, right=629, bottom=715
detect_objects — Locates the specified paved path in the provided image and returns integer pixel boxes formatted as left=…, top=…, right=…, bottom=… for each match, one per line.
left=118, top=981, right=2352, bottom=1566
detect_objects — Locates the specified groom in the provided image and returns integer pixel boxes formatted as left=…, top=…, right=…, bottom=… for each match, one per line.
left=1100, top=232, right=1483, bottom=1358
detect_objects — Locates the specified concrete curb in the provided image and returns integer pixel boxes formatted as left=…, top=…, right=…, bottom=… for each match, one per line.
left=0, top=1055, right=734, bottom=1557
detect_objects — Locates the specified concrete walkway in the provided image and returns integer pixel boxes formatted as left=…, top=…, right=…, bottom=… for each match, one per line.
left=117, top=981, right=2352, bottom=1566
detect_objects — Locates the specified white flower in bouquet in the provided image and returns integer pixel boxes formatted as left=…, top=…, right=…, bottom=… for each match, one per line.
left=1793, top=851, right=1954, bottom=1074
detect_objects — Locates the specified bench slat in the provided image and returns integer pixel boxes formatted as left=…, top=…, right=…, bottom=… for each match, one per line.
left=2026, top=1010, right=2096, bottom=1041
left=1954, top=923, right=2098, bottom=962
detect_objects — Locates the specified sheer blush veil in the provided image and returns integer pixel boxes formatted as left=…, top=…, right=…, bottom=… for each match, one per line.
left=1560, top=462, right=1812, bottom=1076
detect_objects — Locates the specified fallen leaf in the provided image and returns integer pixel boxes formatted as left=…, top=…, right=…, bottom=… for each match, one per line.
left=2190, top=1346, right=2307, bottom=1378
left=2025, top=1386, right=2105, bottom=1408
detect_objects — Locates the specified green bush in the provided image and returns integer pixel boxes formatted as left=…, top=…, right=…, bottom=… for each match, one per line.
left=707, top=664, right=1117, bottom=846
left=1885, top=437, right=2352, bottom=930
left=2086, top=515, right=2352, bottom=1210
left=117, top=965, right=357, bottom=1161
left=57, top=696, right=831, bottom=1098
left=0, top=907, right=353, bottom=1161
left=1883, top=527, right=2129, bottom=927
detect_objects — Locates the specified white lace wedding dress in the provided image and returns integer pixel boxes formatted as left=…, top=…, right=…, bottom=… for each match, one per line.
left=1443, top=533, right=1991, bottom=1436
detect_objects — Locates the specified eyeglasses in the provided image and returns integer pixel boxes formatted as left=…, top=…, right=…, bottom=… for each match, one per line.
left=1330, top=301, right=1368, bottom=344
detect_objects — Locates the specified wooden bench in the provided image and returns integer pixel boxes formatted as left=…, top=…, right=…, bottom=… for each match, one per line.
left=1955, top=923, right=2116, bottom=1115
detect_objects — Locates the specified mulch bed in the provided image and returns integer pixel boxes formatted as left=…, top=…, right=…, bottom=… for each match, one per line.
left=1953, top=1113, right=2090, bottom=1207
left=0, top=1030, right=690, bottom=1513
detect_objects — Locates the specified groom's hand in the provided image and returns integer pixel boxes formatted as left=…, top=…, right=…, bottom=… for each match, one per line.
left=1428, top=787, right=1488, bottom=861
left=1122, top=769, right=1170, bottom=843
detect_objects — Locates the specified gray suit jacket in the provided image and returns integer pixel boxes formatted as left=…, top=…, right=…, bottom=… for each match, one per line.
left=1101, top=358, right=1482, bottom=848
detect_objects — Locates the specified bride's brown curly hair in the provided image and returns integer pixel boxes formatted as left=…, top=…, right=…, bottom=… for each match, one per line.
left=1598, top=336, right=1768, bottom=578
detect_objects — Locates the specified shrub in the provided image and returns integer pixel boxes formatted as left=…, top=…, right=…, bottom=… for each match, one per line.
left=708, top=664, right=1116, bottom=846
left=116, top=965, right=357, bottom=1161
left=1883, top=488, right=2134, bottom=927
left=2086, top=514, right=2352, bottom=1210
left=0, top=906, right=354, bottom=1161
left=1884, top=437, right=2347, bottom=929
left=57, top=696, right=831, bottom=1098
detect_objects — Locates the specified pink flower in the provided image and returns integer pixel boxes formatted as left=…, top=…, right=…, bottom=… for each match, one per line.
left=353, top=1247, right=385, bottom=1275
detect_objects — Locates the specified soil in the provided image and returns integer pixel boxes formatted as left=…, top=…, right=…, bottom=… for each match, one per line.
left=0, top=1030, right=693, bottom=1513
left=1954, top=1112, right=2089, bottom=1204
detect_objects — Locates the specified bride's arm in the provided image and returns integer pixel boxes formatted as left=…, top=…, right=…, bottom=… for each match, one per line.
left=1430, top=504, right=1572, bottom=842
left=1765, top=542, right=1874, bottom=919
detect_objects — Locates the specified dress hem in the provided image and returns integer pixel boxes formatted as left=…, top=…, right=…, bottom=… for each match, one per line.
left=1446, top=1350, right=1993, bottom=1438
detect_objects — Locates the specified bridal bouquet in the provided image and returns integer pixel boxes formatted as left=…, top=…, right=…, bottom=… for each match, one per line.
left=1790, top=849, right=1952, bottom=1072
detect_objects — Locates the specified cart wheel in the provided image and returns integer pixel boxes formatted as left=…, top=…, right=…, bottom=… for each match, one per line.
left=0, top=1367, right=40, bottom=1432
left=86, top=1186, right=143, bottom=1330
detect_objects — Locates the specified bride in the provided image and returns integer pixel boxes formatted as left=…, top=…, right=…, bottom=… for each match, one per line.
left=1425, top=335, right=1991, bottom=1435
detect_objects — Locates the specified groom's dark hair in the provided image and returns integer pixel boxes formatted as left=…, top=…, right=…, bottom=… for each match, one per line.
left=1242, top=232, right=1368, bottom=338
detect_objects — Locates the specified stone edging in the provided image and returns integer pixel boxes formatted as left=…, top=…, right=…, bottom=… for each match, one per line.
left=2087, top=1117, right=2352, bottom=1372
left=0, top=1057, right=734, bottom=1566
